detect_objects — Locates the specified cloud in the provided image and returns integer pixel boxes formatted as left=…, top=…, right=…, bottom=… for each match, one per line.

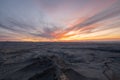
left=0, top=0, right=60, bottom=40
left=30, top=23, right=61, bottom=39
left=0, top=18, right=59, bottom=39
left=58, top=0, right=120, bottom=36
left=0, top=0, right=120, bottom=41
left=73, top=0, right=120, bottom=29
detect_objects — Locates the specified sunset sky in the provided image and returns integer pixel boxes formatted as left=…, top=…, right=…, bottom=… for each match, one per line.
left=0, top=0, right=120, bottom=42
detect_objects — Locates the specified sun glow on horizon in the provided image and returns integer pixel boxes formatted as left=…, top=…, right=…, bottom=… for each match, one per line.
left=0, top=0, right=120, bottom=42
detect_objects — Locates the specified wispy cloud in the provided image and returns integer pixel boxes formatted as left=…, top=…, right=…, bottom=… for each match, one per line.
left=0, top=0, right=120, bottom=41
left=55, top=0, right=120, bottom=39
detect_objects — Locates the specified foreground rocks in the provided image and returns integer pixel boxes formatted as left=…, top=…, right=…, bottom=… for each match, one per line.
left=0, top=42, right=120, bottom=80
left=0, top=55, right=98, bottom=80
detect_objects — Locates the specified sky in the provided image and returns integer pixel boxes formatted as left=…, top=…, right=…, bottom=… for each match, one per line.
left=0, top=0, right=120, bottom=42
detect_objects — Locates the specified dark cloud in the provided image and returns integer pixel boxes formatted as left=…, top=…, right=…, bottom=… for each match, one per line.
left=0, top=19, right=58, bottom=39
left=29, top=24, right=59, bottom=39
